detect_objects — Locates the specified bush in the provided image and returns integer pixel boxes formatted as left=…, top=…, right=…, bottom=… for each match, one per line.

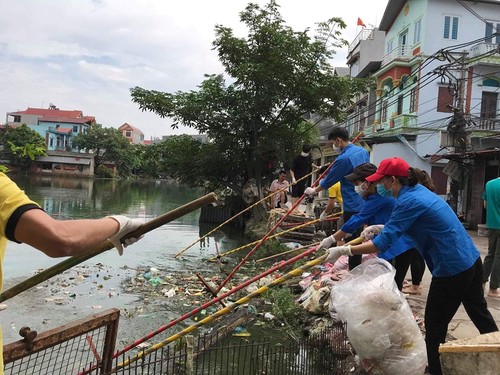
left=96, top=165, right=115, bottom=178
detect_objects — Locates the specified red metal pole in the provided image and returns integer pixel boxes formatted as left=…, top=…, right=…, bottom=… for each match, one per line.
left=111, top=244, right=317, bottom=359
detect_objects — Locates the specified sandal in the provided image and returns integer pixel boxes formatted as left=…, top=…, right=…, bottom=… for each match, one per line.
left=402, top=286, right=422, bottom=295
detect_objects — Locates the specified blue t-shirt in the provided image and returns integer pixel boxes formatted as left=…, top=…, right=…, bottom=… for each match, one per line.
left=373, top=184, right=479, bottom=277
left=319, top=144, right=369, bottom=212
left=341, top=194, right=414, bottom=260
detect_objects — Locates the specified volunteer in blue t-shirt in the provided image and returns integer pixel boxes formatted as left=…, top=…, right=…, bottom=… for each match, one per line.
left=304, top=126, right=369, bottom=270
left=320, top=157, right=498, bottom=375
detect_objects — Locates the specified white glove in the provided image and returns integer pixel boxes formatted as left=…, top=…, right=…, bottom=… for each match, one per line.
left=319, top=211, right=329, bottom=222
left=304, top=187, right=316, bottom=195
left=292, top=177, right=297, bottom=184
left=317, top=235, right=335, bottom=251
left=325, top=245, right=352, bottom=264
left=361, top=224, right=385, bottom=240
left=107, top=215, right=144, bottom=255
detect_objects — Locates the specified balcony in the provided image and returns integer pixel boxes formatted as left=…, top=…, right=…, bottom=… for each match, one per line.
left=364, top=114, right=418, bottom=136
left=382, top=44, right=414, bottom=66
left=348, top=29, right=375, bottom=54
left=468, top=43, right=500, bottom=66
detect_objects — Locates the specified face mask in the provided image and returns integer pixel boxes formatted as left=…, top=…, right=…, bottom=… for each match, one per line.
left=354, top=184, right=365, bottom=196
left=377, top=181, right=393, bottom=197
left=332, top=141, right=341, bottom=153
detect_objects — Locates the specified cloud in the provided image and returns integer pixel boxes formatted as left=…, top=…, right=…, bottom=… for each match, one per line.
left=0, top=0, right=387, bottom=138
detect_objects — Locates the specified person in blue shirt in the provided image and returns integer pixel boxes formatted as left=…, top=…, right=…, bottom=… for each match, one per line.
left=322, top=157, right=498, bottom=375
left=305, top=126, right=369, bottom=270
left=317, top=162, right=414, bottom=289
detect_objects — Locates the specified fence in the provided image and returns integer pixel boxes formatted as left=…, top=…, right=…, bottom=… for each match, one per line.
left=3, top=308, right=119, bottom=375
left=4, top=309, right=358, bottom=375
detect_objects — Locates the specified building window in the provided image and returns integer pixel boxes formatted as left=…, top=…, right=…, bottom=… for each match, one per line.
left=414, top=18, right=422, bottom=44
left=73, top=125, right=78, bottom=133
left=397, top=95, right=404, bottom=115
left=386, top=39, right=394, bottom=54
left=381, top=100, right=388, bottom=122
left=437, top=86, right=455, bottom=112
left=125, top=130, right=132, bottom=137
left=13, top=115, right=21, bottom=123
left=410, top=87, right=418, bottom=113
left=444, top=16, right=459, bottom=40
left=485, top=22, right=500, bottom=44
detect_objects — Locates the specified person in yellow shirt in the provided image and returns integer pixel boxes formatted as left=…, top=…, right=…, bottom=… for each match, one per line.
left=0, top=173, right=143, bottom=372
left=319, top=181, right=343, bottom=224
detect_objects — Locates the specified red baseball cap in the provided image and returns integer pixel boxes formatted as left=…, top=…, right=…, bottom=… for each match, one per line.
left=365, top=157, right=410, bottom=182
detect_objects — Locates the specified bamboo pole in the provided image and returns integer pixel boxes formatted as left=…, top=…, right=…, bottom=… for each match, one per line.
left=207, top=213, right=342, bottom=262
left=174, top=170, right=316, bottom=258
left=255, top=242, right=319, bottom=263
left=112, top=236, right=364, bottom=371
left=0, top=193, right=217, bottom=303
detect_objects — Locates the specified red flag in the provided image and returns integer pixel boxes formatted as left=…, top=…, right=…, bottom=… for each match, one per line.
left=357, top=17, right=366, bottom=27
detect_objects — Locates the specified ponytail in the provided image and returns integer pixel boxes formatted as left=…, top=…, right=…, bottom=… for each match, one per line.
left=396, top=167, right=419, bottom=186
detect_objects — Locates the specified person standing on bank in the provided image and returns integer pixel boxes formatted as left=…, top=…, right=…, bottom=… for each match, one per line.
left=482, top=176, right=500, bottom=298
left=304, top=126, right=369, bottom=270
left=289, top=144, right=316, bottom=206
left=321, top=157, right=498, bottom=375
left=0, top=172, right=144, bottom=371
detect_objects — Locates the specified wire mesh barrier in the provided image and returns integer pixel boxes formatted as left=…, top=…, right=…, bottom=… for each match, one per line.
left=3, top=308, right=119, bottom=375
left=3, top=309, right=357, bottom=375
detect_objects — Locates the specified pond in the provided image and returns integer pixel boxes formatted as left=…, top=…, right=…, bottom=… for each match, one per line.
left=1, top=175, right=246, bottom=344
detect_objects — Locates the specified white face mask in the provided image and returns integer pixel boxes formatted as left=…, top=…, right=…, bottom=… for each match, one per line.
left=354, top=184, right=365, bottom=196
left=332, top=142, right=341, bottom=153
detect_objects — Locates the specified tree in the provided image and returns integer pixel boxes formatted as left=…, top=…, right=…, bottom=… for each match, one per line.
left=0, top=124, right=46, bottom=171
left=72, top=124, right=137, bottom=177
left=130, top=0, right=367, bottom=196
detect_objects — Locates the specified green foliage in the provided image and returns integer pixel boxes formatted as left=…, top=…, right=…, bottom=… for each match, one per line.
left=130, top=0, right=368, bottom=195
left=72, top=124, right=137, bottom=177
left=96, top=164, right=115, bottom=178
left=0, top=124, right=47, bottom=171
left=266, top=286, right=302, bottom=332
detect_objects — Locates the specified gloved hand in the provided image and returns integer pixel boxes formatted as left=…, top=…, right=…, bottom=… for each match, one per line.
left=325, top=245, right=352, bottom=264
left=304, top=187, right=316, bottom=196
left=107, top=215, right=144, bottom=255
left=361, top=224, right=385, bottom=240
left=319, top=211, right=329, bottom=222
left=317, top=235, right=335, bottom=251
left=292, top=177, right=297, bottom=184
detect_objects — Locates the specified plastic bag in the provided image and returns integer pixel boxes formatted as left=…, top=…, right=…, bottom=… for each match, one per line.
left=330, top=258, right=427, bottom=374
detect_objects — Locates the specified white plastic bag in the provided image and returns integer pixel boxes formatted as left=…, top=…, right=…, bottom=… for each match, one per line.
left=330, top=258, right=427, bottom=374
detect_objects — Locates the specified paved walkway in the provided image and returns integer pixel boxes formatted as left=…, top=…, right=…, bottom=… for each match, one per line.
left=406, top=229, right=500, bottom=341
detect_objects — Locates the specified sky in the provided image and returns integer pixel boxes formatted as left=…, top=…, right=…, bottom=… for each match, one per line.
left=0, top=0, right=388, bottom=140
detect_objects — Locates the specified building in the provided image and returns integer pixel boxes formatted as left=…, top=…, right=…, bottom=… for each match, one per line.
left=5, top=106, right=95, bottom=152
left=338, top=0, right=500, bottom=227
left=118, top=123, right=145, bottom=145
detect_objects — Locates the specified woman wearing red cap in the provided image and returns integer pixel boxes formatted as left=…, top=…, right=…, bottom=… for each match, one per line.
left=323, top=157, right=498, bottom=375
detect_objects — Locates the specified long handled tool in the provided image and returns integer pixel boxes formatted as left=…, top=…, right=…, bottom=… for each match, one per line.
left=107, top=241, right=321, bottom=362
left=174, top=170, right=316, bottom=258
left=207, top=212, right=342, bottom=262
left=0, top=193, right=217, bottom=303
left=112, top=236, right=364, bottom=371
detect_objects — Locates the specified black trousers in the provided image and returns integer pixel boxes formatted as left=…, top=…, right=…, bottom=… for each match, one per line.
left=425, top=257, right=498, bottom=374
left=393, top=248, right=425, bottom=290
left=343, top=211, right=362, bottom=270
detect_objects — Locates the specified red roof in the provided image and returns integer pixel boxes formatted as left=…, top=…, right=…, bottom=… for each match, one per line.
left=119, top=122, right=144, bottom=134
left=11, top=107, right=84, bottom=118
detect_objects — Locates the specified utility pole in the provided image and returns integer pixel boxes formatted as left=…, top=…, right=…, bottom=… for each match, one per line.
left=447, top=53, right=468, bottom=214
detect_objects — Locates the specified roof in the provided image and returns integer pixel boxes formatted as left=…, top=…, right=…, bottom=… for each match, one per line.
left=36, top=155, right=91, bottom=165
left=9, top=107, right=84, bottom=118
left=379, top=0, right=405, bottom=31
left=334, top=67, right=350, bottom=76
left=119, top=123, right=144, bottom=134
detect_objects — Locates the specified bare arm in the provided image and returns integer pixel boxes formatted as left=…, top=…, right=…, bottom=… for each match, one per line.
left=14, top=209, right=119, bottom=258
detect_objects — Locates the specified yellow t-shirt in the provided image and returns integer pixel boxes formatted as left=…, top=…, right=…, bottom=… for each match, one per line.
left=0, top=173, right=40, bottom=371
left=328, top=182, right=343, bottom=206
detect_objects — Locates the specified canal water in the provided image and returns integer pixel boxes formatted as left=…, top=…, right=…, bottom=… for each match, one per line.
left=1, top=175, right=245, bottom=344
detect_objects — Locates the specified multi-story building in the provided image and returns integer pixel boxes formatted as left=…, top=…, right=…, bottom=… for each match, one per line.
left=118, top=123, right=145, bottom=145
left=5, top=106, right=95, bottom=152
left=341, top=0, right=500, bottom=227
